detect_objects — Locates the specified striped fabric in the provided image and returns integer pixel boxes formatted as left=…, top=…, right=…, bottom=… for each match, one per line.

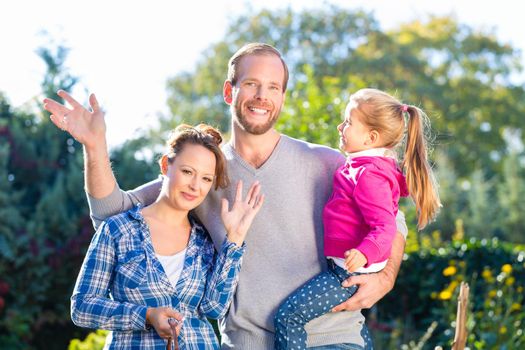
left=71, top=205, right=245, bottom=349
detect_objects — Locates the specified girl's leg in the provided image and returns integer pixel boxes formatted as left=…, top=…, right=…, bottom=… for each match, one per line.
left=274, top=267, right=358, bottom=350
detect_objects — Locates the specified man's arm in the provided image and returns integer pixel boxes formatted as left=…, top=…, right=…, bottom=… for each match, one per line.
left=332, top=232, right=404, bottom=312
left=43, top=90, right=161, bottom=228
left=332, top=210, right=407, bottom=312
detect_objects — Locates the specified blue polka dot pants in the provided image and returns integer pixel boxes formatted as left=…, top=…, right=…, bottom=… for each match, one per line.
left=274, top=262, right=368, bottom=350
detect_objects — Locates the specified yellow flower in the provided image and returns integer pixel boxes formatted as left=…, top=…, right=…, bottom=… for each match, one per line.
left=511, top=303, right=521, bottom=312
left=488, top=290, right=497, bottom=298
left=439, top=290, right=452, bottom=300
left=482, top=268, right=492, bottom=280
left=448, top=280, right=459, bottom=291
left=443, top=266, right=457, bottom=277
left=500, top=326, right=507, bottom=334
left=518, top=286, right=524, bottom=293
left=501, top=264, right=512, bottom=274
left=505, top=277, right=515, bottom=286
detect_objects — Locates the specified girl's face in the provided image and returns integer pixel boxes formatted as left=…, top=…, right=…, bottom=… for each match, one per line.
left=161, top=143, right=216, bottom=213
left=337, top=102, right=373, bottom=153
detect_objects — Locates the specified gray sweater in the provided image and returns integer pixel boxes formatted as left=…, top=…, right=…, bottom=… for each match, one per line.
left=88, top=135, right=407, bottom=349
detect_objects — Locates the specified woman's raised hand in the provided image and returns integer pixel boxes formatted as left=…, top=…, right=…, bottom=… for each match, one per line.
left=42, top=90, right=106, bottom=151
left=221, top=181, right=265, bottom=246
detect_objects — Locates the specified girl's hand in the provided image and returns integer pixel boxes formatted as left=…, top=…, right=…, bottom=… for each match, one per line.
left=344, top=249, right=367, bottom=272
left=146, top=307, right=184, bottom=340
left=42, top=90, right=106, bottom=152
left=221, top=181, right=265, bottom=246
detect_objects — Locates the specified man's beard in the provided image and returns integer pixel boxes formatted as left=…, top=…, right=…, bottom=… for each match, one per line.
left=232, top=101, right=280, bottom=135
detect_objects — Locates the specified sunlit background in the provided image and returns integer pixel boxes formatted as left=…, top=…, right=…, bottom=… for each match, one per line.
left=2, top=0, right=524, bottom=148
left=2, top=1, right=525, bottom=349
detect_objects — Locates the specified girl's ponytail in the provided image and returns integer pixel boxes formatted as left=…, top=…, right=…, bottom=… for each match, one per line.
left=401, top=106, right=441, bottom=229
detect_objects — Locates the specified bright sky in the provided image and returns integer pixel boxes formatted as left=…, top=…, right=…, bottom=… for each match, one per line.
left=2, top=0, right=524, bottom=148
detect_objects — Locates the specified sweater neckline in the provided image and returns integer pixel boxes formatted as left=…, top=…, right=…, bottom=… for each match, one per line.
left=224, top=135, right=285, bottom=174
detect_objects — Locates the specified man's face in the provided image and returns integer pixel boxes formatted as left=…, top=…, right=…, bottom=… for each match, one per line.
left=226, top=54, right=286, bottom=135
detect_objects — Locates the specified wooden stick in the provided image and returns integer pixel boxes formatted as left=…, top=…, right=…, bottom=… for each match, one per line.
left=451, top=282, right=469, bottom=350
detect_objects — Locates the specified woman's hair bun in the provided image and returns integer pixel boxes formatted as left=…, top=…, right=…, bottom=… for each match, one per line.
left=195, top=123, right=223, bottom=146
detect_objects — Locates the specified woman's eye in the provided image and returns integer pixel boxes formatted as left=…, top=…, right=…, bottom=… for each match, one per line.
left=203, top=177, right=213, bottom=183
left=182, top=169, right=192, bottom=175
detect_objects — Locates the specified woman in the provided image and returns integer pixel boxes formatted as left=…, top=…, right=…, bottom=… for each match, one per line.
left=69, top=123, right=264, bottom=349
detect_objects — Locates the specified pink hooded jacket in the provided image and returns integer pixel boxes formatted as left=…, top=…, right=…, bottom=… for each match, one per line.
left=323, top=153, right=409, bottom=267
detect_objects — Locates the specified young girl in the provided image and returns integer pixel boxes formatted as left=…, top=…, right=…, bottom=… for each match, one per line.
left=274, top=88, right=441, bottom=349
left=70, top=123, right=264, bottom=349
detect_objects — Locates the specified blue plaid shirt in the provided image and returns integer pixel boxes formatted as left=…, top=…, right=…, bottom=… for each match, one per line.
left=71, top=206, right=245, bottom=349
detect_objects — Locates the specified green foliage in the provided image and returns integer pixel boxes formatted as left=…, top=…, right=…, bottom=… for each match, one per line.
left=158, top=5, right=525, bottom=242
left=373, top=233, right=525, bottom=349
left=163, top=7, right=525, bottom=176
left=0, top=48, right=91, bottom=349
left=0, top=46, right=157, bottom=349
left=68, top=330, right=108, bottom=350
left=1, top=4, right=525, bottom=349
left=497, top=152, right=525, bottom=240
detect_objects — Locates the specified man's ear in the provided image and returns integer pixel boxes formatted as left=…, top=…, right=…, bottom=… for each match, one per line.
left=223, top=80, right=233, bottom=105
left=160, top=155, right=169, bottom=175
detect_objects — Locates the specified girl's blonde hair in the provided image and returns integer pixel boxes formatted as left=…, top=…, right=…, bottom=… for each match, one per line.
left=349, top=88, right=441, bottom=229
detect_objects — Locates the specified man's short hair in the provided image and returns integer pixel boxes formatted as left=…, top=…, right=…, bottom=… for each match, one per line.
left=227, top=43, right=289, bottom=92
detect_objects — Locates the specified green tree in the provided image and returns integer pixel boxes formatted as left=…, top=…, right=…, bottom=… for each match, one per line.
left=0, top=46, right=90, bottom=348
left=497, top=152, right=525, bottom=242
left=0, top=40, right=160, bottom=348
left=158, top=6, right=525, bottom=240
left=161, top=7, right=525, bottom=177
left=0, top=137, right=26, bottom=348
left=464, top=169, right=497, bottom=238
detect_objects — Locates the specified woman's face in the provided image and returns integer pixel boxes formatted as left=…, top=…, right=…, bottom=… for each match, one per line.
left=162, top=143, right=216, bottom=213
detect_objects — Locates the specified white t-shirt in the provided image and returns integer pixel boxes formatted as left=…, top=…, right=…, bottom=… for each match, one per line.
left=156, top=248, right=187, bottom=288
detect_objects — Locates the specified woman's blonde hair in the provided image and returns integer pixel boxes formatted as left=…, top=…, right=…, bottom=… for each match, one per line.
left=349, top=88, right=441, bottom=229
left=162, top=123, right=229, bottom=190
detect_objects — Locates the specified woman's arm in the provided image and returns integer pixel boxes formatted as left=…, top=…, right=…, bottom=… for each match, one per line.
left=199, top=238, right=245, bottom=319
left=199, top=180, right=264, bottom=318
left=70, top=223, right=149, bottom=331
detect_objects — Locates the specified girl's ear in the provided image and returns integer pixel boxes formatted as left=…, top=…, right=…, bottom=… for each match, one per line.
left=366, top=129, right=380, bottom=146
left=160, top=155, right=169, bottom=175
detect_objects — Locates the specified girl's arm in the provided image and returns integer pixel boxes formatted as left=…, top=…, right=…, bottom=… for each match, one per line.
left=332, top=231, right=405, bottom=312
left=70, top=223, right=149, bottom=331
left=352, top=168, right=399, bottom=266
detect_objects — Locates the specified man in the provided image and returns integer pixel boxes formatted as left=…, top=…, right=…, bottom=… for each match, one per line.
left=44, top=43, right=407, bottom=349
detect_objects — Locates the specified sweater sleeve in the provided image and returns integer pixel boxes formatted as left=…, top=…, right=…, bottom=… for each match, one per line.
left=87, top=177, right=163, bottom=230
left=352, top=169, right=398, bottom=266
left=70, top=223, right=148, bottom=331
left=199, top=238, right=245, bottom=319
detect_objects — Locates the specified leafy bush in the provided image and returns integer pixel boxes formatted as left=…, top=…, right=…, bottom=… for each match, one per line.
left=372, top=227, right=525, bottom=349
